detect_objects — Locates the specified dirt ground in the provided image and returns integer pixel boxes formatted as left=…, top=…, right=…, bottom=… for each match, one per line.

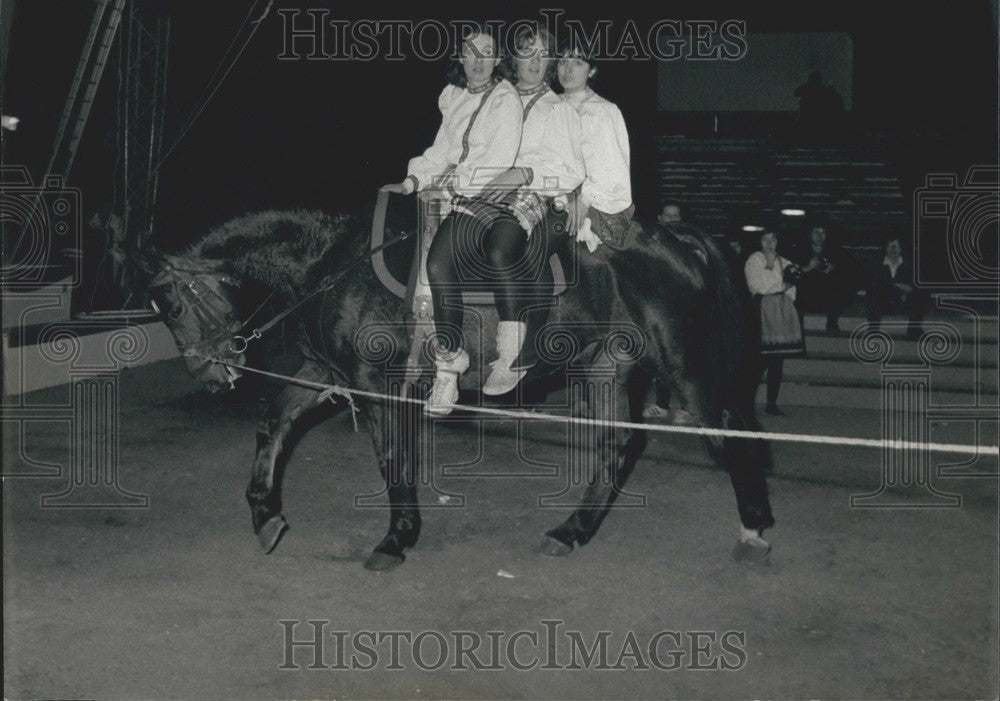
left=3, top=358, right=998, bottom=700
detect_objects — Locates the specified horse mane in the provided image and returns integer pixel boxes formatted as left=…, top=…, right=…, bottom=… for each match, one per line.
left=182, top=209, right=365, bottom=298
left=647, top=221, right=714, bottom=288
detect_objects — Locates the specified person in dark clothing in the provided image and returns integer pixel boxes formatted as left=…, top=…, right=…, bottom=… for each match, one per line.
left=657, top=201, right=684, bottom=226
left=790, top=219, right=863, bottom=334
left=865, top=237, right=931, bottom=340
left=794, top=70, right=846, bottom=141
left=644, top=201, right=693, bottom=421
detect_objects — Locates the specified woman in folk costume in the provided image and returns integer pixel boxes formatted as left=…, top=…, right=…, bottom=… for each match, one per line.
left=381, top=27, right=523, bottom=415
left=744, top=229, right=806, bottom=416
left=474, top=23, right=585, bottom=396
left=556, top=44, right=634, bottom=251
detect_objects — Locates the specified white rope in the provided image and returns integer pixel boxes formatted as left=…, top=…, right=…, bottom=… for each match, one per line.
left=201, top=355, right=999, bottom=457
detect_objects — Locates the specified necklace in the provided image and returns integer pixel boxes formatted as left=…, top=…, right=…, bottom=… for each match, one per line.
left=517, top=82, right=549, bottom=96
left=467, top=78, right=496, bottom=95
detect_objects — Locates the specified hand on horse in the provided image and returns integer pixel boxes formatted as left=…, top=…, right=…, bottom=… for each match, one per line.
left=380, top=182, right=409, bottom=194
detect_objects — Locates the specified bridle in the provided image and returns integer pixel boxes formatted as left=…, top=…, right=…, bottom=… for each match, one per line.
left=148, top=263, right=243, bottom=357
left=147, top=225, right=415, bottom=358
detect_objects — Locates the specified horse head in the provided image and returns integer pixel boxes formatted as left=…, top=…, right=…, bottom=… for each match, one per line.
left=134, top=245, right=246, bottom=393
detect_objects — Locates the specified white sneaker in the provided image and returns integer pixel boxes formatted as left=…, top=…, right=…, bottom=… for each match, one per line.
left=482, top=321, right=528, bottom=396
left=426, top=348, right=469, bottom=416
left=482, top=359, right=528, bottom=396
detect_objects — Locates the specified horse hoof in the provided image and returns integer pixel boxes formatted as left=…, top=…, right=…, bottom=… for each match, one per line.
left=257, top=515, right=289, bottom=554
left=537, top=535, right=574, bottom=557
left=364, top=550, right=405, bottom=572
left=732, top=535, right=771, bottom=563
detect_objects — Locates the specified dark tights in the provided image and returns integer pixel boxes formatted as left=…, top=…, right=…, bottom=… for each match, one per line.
left=759, top=355, right=785, bottom=408
left=426, top=210, right=554, bottom=353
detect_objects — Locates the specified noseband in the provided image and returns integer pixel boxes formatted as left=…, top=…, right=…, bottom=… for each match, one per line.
left=149, top=264, right=243, bottom=355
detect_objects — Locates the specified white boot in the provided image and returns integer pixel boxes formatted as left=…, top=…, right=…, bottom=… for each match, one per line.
left=482, top=321, right=528, bottom=396
left=426, top=348, right=469, bottom=416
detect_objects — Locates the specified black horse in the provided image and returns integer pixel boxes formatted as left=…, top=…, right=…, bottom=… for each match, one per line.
left=138, top=207, right=775, bottom=570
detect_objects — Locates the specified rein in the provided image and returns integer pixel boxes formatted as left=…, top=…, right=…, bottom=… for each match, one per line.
left=227, top=227, right=415, bottom=353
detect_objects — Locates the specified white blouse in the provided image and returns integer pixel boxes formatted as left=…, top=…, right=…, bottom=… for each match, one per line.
left=561, top=88, right=633, bottom=215
left=744, top=251, right=797, bottom=302
left=516, top=88, right=584, bottom=197
left=405, top=80, right=522, bottom=198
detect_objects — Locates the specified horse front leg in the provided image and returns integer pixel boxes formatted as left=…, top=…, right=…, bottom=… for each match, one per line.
left=246, top=359, right=331, bottom=553
left=359, top=382, right=422, bottom=572
left=541, top=363, right=644, bottom=556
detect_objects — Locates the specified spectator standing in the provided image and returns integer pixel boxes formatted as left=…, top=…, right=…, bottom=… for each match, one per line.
left=745, top=229, right=805, bottom=416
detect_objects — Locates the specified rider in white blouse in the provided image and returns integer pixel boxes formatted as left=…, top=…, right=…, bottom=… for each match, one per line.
left=403, top=79, right=522, bottom=203
left=557, top=47, right=634, bottom=250
left=381, top=29, right=523, bottom=415
left=475, top=26, right=586, bottom=396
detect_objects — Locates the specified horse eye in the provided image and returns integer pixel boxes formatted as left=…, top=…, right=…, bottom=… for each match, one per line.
left=168, top=303, right=185, bottom=320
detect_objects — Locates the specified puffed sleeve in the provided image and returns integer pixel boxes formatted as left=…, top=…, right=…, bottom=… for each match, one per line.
left=524, top=102, right=584, bottom=197
left=406, top=86, right=455, bottom=192
left=450, top=86, right=522, bottom=197
left=580, top=103, right=632, bottom=215
left=745, top=253, right=796, bottom=300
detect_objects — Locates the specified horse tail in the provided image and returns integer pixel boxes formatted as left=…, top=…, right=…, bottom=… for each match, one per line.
left=666, top=224, right=757, bottom=417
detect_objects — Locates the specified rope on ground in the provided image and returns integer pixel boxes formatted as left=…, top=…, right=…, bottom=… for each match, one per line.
left=196, top=354, right=1000, bottom=457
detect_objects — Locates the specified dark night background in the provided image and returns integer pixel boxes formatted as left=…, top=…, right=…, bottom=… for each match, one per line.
left=2, top=0, right=997, bottom=308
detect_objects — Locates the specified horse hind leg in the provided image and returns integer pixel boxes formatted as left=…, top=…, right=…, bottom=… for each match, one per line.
left=670, top=379, right=775, bottom=563
left=246, top=359, right=332, bottom=553
left=723, top=408, right=774, bottom=562
left=713, top=405, right=775, bottom=563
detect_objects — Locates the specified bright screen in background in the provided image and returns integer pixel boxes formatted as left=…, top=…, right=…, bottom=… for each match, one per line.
left=657, top=32, right=853, bottom=111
